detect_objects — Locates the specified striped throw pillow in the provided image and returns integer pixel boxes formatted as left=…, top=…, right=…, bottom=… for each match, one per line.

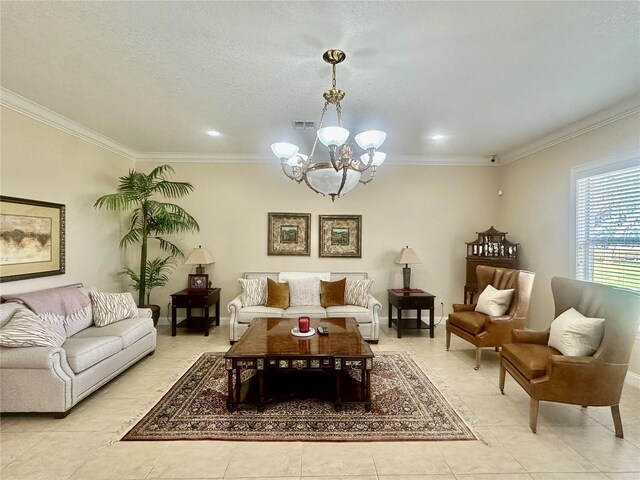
left=345, top=279, right=373, bottom=308
left=90, top=292, right=138, bottom=327
left=238, top=277, right=267, bottom=307
left=0, top=307, right=66, bottom=348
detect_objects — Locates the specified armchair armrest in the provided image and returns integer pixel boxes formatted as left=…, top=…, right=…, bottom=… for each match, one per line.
left=511, top=329, right=550, bottom=345
left=227, top=294, right=243, bottom=314
left=452, top=303, right=476, bottom=312
left=137, top=308, right=152, bottom=318
left=367, top=294, right=382, bottom=313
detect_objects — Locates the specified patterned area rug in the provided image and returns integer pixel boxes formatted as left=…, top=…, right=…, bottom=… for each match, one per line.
left=122, top=352, right=475, bottom=442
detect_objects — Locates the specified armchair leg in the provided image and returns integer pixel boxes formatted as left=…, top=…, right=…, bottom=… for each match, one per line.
left=474, top=347, right=481, bottom=370
left=529, top=398, right=539, bottom=433
left=611, top=405, right=624, bottom=438
left=499, top=362, right=506, bottom=394
left=446, top=329, right=451, bottom=351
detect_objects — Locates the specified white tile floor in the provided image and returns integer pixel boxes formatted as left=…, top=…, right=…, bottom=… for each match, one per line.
left=2, top=322, right=639, bottom=480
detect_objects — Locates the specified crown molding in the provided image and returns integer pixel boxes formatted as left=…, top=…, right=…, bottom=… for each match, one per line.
left=498, top=94, right=640, bottom=164
left=0, top=87, right=137, bottom=160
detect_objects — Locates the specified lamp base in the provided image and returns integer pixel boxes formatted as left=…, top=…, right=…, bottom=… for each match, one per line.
left=195, top=266, right=204, bottom=275
left=402, top=267, right=411, bottom=290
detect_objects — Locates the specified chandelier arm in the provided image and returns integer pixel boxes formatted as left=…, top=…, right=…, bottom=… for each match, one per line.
left=359, top=166, right=378, bottom=185
left=281, top=160, right=303, bottom=181
left=335, top=166, right=349, bottom=197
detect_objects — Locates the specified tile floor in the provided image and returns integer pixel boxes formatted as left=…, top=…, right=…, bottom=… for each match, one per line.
left=1, top=321, right=639, bottom=480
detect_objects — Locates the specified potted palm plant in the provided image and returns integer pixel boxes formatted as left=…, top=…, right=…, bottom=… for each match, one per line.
left=94, top=165, right=199, bottom=324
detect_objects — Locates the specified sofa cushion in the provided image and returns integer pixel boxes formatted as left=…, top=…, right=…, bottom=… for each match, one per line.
left=265, top=278, right=290, bottom=309
left=72, top=317, right=154, bottom=349
left=238, top=277, right=267, bottom=307
left=238, top=306, right=284, bottom=323
left=344, top=279, right=372, bottom=308
left=90, top=292, right=138, bottom=327
left=448, top=311, right=486, bottom=335
left=0, top=307, right=66, bottom=348
left=501, top=342, right=561, bottom=380
left=63, top=336, right=123, bottom=373
left=325, top=305, right=372, bottom=323
left=548, top=307, right=605, bottom=356
left=288, top=277, right=321, bottom=306
left=283, top=306, right=327, bottom=318
left=321, top=279, right=346, bottom=307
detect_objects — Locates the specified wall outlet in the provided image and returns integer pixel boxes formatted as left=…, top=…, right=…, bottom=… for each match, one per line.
left=439, top=298, right=446, bottom=306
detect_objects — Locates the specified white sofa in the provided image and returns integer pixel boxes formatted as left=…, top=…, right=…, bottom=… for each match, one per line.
left=228, top=272, right=381, bottom=343
left=0, top=285, right=157, bottom=416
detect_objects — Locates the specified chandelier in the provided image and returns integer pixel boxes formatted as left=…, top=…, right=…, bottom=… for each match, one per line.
left=271, top=49, right=387, bottom=201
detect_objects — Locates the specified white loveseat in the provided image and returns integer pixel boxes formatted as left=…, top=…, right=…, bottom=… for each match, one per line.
left=227, top=272, right=381, bottom=343
left=0, top=285, right=157, bottom=416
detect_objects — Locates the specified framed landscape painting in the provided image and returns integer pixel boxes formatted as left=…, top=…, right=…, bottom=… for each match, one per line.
left=319, top=215, right=362, bottom=258
left=267, top=212, right=311, bottom=256
left=0, top=196, right=65, bottom=282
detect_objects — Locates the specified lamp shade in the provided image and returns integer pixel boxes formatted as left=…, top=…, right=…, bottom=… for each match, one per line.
left=394, top=246, right=421, bottom=265
left=355, top=130, right=386, bottom=150
left=271, top=142, right=299, bottom=160
left=287, top=153, right=308, bottom=166
left=317, top=126, right=350, bottom=147
left=360, top=151, right=386, bottom=167
left=185, top=246, right=215, bottom=265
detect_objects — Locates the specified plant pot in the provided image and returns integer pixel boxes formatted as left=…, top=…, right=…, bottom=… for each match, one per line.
left=144, top=304, right=161, bottom=327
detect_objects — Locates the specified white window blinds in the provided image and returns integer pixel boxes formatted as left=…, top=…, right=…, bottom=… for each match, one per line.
left=575, top=159, right=640, bottom=292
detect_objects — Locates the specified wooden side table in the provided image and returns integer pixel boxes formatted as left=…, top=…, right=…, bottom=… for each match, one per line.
left=171, top=288, right=221, bottom=337
left=387, top=289, right=435, bottom=339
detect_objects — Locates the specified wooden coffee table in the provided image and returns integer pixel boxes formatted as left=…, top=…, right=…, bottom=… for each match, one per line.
left=224, top=317, right=373, bottom=412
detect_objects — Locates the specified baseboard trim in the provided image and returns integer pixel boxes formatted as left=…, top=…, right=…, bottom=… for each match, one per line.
left=157, top=316, right=230, bottom=326
left=626, top=370, right=640, bottom=389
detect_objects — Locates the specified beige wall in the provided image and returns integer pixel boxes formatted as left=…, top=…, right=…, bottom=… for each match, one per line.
left=137, top=161, right=500, bottom=319
left=0, top=106, right=133, bottom=295
left=497, top=113, right=640, bottom=374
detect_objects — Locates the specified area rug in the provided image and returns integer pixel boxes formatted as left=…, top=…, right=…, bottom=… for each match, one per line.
left=122, top=351, right=475, bottom=442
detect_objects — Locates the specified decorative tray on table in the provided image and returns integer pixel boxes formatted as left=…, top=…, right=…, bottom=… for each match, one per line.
left=291, top=327, right=315, bottom=337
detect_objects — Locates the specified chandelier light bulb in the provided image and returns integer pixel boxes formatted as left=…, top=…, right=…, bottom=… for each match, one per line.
left=317, top=126, right=350, bottom=147
left=355, top=130, right=386, bottom=150
left=361, top=151, right=386, bottom=167
left=271, top=142, right=299, bottom=160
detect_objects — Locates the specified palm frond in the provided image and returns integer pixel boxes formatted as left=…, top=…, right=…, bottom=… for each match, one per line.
left=152, top=180, right=194, bottom=199
left=119, top=228, right=143, bottom=248
left=148, top=165, right=175, bottom=182
left=94, top=193, right=138, bottom=211
left=154, top=237, right=184, bottom=257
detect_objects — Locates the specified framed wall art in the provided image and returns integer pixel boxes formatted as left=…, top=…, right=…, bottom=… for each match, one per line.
left=319, top=214, right=362, bottom=258
left=0, top=196, right=66, bottom=282
left=267, top=212, right=311, bottom=256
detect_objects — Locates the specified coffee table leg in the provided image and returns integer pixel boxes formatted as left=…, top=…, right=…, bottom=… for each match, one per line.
left=235, top=368, right=241, bottom=406
left=226, top=368, right=234, bottom=412
left=334, top=371, right=342, bottom=412
left=365, top=369, right=372, bottom=412
left=258, top=371, right=265, bottom=412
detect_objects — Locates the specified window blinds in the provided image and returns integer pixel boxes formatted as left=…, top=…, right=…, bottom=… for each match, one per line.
left=575, top=161, right=640, bottom=292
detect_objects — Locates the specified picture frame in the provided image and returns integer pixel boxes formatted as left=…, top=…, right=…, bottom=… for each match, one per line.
left=188, top=273, right=209, bottom=292
left=319, top=215, right=362, bottom=258
left=0, top=196, right=66, bottom=282
left=268, top=212, right=311, bottom=256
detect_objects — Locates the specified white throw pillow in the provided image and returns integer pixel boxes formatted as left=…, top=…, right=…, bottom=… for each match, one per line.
left=0, top=307, right=66, bottom=348
left=288, top=277, right=321, bottom=306
left=238, top=277, right=267, bottom=307
left=344, top=279, right=373, bottom=308
left=548, top=307, right=605, bottom=356
left=90, top=292, right=138, bottom=327
left=475, top=285, right=514, bottom=316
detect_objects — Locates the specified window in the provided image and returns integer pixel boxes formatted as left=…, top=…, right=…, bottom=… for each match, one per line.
left=572, top=156, right=640, bottom=292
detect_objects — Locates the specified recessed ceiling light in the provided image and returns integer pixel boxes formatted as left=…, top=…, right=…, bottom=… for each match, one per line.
left=431, top=134, right=445, bottom=140
left=207, top=130, right=221, bottom=137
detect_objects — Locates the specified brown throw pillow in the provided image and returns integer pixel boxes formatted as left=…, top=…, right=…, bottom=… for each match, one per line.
left=265, top=278, right=290, bottom=308
left=320, top=278, right=346, bottom=307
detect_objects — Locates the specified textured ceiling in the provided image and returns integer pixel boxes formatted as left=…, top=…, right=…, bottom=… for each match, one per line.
left=1, top=1, right=639, bottom=161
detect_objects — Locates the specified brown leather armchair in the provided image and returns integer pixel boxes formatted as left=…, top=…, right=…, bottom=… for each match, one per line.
left=446, top=265, right=535, bottom=370
left=500, top=277, right=640, bottom=438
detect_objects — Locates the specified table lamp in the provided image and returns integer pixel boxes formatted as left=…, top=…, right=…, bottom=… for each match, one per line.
left=185, top=245, right=215, bottom=291
left=394, top=246, right=422, bottom=290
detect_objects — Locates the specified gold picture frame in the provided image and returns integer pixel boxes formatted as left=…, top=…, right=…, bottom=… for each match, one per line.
left=319, top=215, right=362, bottom=258
left=268, top=212, right=311, bottom=256
left=0, top=196, right=66, bottom=282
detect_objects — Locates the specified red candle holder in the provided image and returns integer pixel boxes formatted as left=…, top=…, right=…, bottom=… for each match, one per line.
left=298, top=316, right=310, bottom=333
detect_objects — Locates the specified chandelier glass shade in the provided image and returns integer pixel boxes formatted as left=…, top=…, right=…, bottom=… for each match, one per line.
left=270, top=49, right=387, bottom=201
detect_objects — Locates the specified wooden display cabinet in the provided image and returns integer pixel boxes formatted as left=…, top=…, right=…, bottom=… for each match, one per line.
left=464, top=226, right=518, bottom=303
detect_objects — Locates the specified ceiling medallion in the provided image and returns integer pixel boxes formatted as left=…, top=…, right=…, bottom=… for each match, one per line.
left=271, top=49, right=387, bottom=201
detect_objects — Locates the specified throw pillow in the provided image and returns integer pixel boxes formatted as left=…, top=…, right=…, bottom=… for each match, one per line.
left=548, top=307, right=605, bottom=356
left=288, top=277, right=321, bottom=306
left=90, top=292, right=138, bottom=327
left=475, top=285, right=514, bottom=316
left=0, top=307, right=66, bottom=348
left=320, top=278, right=346, bottom=307
left=238, top=277, right=267, bottom=307
left=265, top=278, right=290, bottom=309
left=344, top=279, right=373, bottom=308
